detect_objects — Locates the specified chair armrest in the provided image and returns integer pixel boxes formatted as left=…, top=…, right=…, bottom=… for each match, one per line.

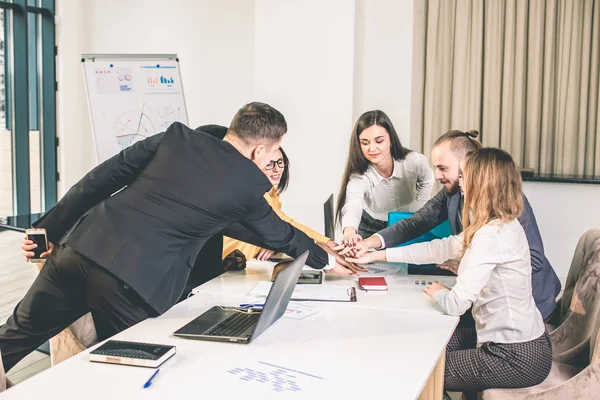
left=524, top=363, right=600, bottom=400
left=550, top=313, right=590, bottom=366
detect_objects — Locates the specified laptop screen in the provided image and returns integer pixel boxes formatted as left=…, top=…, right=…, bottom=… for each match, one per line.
left=324, top=194, right=335, bottom=240
left=251, top=251, right=309, bottom=340
left=387, top=211, right=452, bottom=247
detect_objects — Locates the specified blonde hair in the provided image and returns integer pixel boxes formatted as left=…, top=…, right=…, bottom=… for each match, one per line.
left=461, top=148, right=523, bottom=256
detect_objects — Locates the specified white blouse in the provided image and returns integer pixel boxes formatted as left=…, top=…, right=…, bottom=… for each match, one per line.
left=385, top=219, right=545, bottom=345
left=341, top=152, right=434, bottom=230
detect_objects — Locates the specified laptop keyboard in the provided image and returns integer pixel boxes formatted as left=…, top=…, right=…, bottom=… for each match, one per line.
left=205, top=311, right=260, bottom=337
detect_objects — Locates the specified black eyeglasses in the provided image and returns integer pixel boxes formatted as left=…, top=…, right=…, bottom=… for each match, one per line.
left=265, top=158, right=286, bottom=170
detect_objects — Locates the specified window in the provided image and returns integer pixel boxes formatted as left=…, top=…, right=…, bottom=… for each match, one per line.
left=0, top=0, right=56, bottom=218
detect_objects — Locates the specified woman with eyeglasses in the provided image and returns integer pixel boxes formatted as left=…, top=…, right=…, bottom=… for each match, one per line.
left=336, top=110, right=434, bottom=248
left=222, top=147, right=334, bottom=262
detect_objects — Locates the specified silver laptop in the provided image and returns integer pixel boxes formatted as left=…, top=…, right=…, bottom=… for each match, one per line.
left=172, top=251, right=309, bottom=343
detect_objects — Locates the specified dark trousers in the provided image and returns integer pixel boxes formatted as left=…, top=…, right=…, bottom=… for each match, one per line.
left=178, top=233, right=225, bottom=303
left=443, top=327, right=552, bottom=400
left=0, top=245, right=157, bottom=372
left=357, top=210, right=388, bottom=238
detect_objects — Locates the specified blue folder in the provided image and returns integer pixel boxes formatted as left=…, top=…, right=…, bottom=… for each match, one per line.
left=387, top=211, right=452, bottom=247
left=387, top=211, right=454, bottom=276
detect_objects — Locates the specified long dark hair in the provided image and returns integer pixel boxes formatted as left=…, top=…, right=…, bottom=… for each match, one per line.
left=335, top=110, right=411, bottom=225
left=276, top=147, right=290, bottom=194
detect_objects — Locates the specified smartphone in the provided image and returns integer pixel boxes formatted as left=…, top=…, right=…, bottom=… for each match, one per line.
left=25, top=228, right=48, bottom=263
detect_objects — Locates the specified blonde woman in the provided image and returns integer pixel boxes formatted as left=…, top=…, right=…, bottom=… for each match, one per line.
left=347, top=148, right=552, bottom=399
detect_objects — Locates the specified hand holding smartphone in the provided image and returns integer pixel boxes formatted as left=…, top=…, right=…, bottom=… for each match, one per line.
left=24, top=228, right=50, bottom=263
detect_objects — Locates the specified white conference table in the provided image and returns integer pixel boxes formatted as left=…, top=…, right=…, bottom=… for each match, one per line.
left=196, top=261, right=458, bottom=315
left=1, top=261, right=458, bottom=400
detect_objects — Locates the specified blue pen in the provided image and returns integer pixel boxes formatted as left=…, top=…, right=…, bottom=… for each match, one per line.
left=143, top=368, right=160, bottom=389
left=240, top=303, right=264, bottom=308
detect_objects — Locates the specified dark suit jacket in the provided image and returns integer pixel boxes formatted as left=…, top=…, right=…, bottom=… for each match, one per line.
left=175, top=124, right=274, bottom=297
left=378, top=189, right=561, bottom=320
left=34, top=123, right=327, bottom=313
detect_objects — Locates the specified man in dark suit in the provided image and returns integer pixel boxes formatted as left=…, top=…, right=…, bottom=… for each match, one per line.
left=345, top=130, right=561, bottom=321
left=179, top=123, right=265, bottom=300
left=1, top=102, right=359, bottom=372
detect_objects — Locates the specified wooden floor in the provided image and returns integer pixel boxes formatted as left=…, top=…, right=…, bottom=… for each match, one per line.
left=0, top=230, right=51, bottom=385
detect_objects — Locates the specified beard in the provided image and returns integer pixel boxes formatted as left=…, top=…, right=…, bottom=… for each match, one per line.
left=443, top=179, right=461, bottom=194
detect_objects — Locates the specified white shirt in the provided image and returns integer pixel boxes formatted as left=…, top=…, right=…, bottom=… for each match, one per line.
left=385, top=219, right=545, bottom=345
left=341, top=152, right=434, bottom=230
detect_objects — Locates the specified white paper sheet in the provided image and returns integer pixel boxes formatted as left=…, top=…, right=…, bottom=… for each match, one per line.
left=360, top=262, right=405, bottom=277
left=192, top=359, right=328, bottom=398
left=225, top=360, right=326, bottom=395
left=282, top=302, right=322, bottom=320
left=249, top=282, right=355, bottom=302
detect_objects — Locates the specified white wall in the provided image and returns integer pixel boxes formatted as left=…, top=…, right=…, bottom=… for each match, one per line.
left=55, top=0, right=417, bottom=236
left=523, top=182, right=600, bottom=280
left=55, top=0, right=93, bottom=196
left=254, top=0, right=356, bottom=233
left=55, top=0, right=255, bottom=195
left=353, top=0, right=415, bottom=146
left=252, top=0, right=416, bottom=235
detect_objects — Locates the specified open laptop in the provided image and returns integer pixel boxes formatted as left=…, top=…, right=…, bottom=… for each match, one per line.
left=324, top=193, right=335, bottom=240
left=173, top=251, right=309, bottom=344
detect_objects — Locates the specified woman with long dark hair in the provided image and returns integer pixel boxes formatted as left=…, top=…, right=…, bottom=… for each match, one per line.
left=336, top=110, right=434, bottom=246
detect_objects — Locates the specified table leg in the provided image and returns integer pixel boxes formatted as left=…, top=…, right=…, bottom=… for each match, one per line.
left=418, top=349, right=446, bottom=400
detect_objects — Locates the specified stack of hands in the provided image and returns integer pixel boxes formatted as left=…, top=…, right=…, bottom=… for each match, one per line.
left=21, top=234, right=456, bottom=297
left=325, top=231, right=457, bottom=297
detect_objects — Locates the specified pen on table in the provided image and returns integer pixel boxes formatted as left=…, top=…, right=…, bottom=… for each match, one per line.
left=240, top=303, right=264, bottom=308
left=143, top=368, right=160, bottom=389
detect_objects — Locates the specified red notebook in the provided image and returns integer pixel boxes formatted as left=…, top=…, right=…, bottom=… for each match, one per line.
left=358, top=276, right=388, bottom=291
